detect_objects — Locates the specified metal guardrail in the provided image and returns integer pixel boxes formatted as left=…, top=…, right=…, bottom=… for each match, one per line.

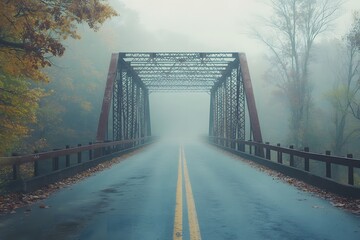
left=0, top=137, right=154, bottom=182
left=209, top=136, right=360, bottom=187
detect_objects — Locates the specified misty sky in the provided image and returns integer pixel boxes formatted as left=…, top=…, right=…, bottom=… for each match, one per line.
left=120, top=0, right=359, bottom=54
left=83, top=0, right=360, bottom=140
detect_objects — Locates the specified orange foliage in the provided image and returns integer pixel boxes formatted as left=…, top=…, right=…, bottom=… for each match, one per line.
left=0, top=0, right=117, bottom=82
left=0, top=0, right=117, bottom=155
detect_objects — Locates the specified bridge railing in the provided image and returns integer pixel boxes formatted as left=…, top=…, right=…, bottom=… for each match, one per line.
left=0, top=137, right=156, bottom=192
left=208, top=137, right=360, bottom=190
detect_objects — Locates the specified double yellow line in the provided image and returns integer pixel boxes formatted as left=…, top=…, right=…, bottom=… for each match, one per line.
left=173, top=145, right=202, bottom=240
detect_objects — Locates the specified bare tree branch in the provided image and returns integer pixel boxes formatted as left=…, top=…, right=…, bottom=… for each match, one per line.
left=253, top=0, right=342, bottom=147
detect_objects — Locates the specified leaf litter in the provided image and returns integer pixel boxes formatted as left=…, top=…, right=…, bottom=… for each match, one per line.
left=0, top=150, right=140, bottom=215
left=219, top=148, right=360, bottom=215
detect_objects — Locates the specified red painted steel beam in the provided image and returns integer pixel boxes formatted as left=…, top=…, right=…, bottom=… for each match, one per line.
left=96, top=53, right=119, bottom=142
left=238, top=53, right=263, bottom=144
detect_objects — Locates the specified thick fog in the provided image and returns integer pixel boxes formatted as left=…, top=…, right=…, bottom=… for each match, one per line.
left=49, top=0, right=359, bottom=150
left=150, top=93, right=210, bottom=139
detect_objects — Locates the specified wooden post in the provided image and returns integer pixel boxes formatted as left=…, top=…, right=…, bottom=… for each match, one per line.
left=53, top=158, right=59, bottom=171
left=289, top=145, right=294, bottom=167
left=304, top=147, right=310, bottom=172
left=325, top=151, right=331, bottom=178
left=77, top=144, right=82, bottom=164
left=249, top=140, right=252, bottom=155
left=347, top=154, right=354, bottom=185
left=89, top=142, right=93, bottom=160
left=277, top=143, right=282, bottom=164
left=11, top=153, right=20, bottom=180
left=265, top=142, right=271, bottom=160
left=34, top=150, right=39, bottom=177
left=65, top=145, right=70, bottom=167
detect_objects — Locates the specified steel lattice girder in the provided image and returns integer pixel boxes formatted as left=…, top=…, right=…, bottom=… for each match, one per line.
left=96, top=52, right=262, bottom=150
left=120, top=52, right=238, bottom=92
left=112, top=60, right=151, bottom=142
left=209, top=61, right=246, bottom=149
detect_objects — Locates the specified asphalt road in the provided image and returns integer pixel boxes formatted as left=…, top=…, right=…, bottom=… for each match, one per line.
left=1, top=140, right=360, bottom=240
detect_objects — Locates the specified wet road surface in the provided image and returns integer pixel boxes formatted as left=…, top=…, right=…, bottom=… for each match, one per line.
left=1, top=140, right=360, bottom=239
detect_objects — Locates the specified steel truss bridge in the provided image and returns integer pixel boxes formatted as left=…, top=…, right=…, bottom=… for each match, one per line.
left=1, top=52, right=360, bottom=200
left=96, top=52, right=263, bottom=150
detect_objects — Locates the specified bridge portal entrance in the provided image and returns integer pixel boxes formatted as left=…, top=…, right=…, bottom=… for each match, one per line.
left=96, top=52, right=262, bottom=150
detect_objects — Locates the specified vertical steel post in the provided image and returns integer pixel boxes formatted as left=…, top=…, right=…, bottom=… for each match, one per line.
left=236, top=64, right=245, bottom=151
left=113, top=60, right=123, bottom=141
left=238, top=53, right=263, bottom=157
left=96, top=53, right=119, bottom=142
left=130, top=78, right=135, bottom=144
left=144, top=89, right=151, bottom=136
left=209, top=90, right=214, bottom=136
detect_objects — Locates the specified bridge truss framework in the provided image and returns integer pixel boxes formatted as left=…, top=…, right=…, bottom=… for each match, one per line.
left=96, top=52, right=263, bottom=149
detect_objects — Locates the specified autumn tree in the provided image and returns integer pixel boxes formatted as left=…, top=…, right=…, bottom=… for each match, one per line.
left=256, top=0, right=342, bottom=147
left=0, top=0, right=117, bottom=155
left=0, top=75, right=45, bottom=153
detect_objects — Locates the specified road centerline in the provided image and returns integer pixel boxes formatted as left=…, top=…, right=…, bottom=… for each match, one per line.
left=182, top=146, right=202, bottom=240
left=173, top=146, right=183, bottom=239
left=173, top=145, right=202, bottom=240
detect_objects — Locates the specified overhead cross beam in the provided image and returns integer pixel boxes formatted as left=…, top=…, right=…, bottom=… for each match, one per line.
left=120, top=52, right=238, bottom=92
left=96, top=52, right=263, bottom=152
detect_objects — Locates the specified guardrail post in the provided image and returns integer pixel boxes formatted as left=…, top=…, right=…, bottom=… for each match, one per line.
left=34, top=150, right=39, bottom=177
left=347, top=154, right=354, bottom=185
left=11, top=153, right=19, bottom=180
left=304, top=147, right=310, bottom=172
left=89, top=142, right=93, bottom=160
left=106, top=140, right=111, bottom=154
left=94, top=141, right=103, bottom=158
left=52, top=149, right=59, bottom=171
left=240, top=142, right=244, bottom=152
left=77, top=144, right=82, bottom=163
left=102, top=145, right=106, bottom=157
left=289, top=145, right=294, bottom=167
left=325, top=151, right=331, bottom=178
left=265, top=142, right=271, bottom=160
left=277, top=143, right=282, bottom=164
left=12, top=164, right=19, bottom=180
left=65, top=145, right=70, bottom=167
left=249, top=140, right=252, bottom=155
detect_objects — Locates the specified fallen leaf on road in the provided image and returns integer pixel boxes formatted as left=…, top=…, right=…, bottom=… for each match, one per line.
left=219, top=149, right=360, bottom=215
left=331, top=202, right=345, bottom=207
left=312, top=205, right=324, bottom=209
left=0, top=150, right=141, bottom=214
left=39, top=203, right=49, bottom=209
